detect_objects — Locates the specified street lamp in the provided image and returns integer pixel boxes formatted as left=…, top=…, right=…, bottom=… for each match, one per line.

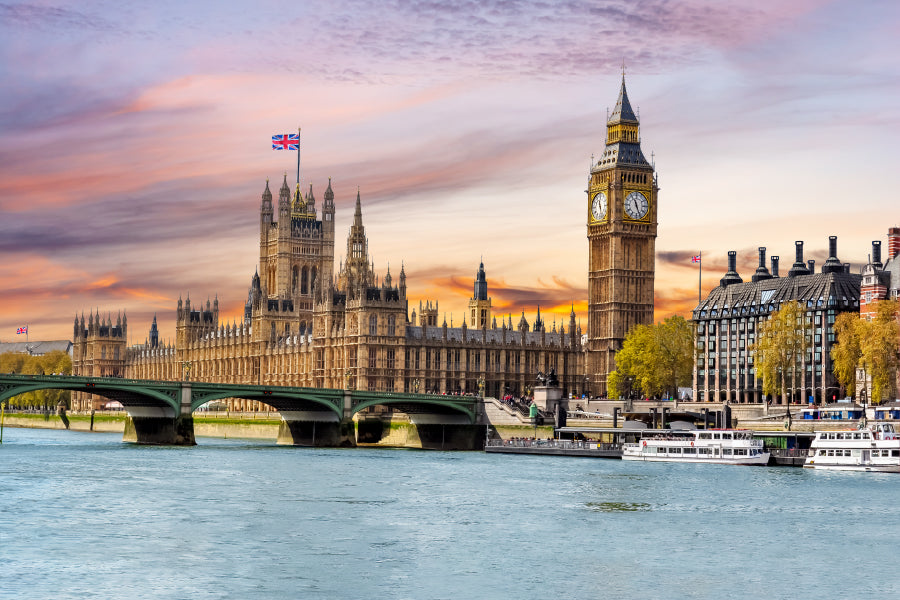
left=414, top=378, right=420, bottom=394
left=477, top=376, right=485, bottom=399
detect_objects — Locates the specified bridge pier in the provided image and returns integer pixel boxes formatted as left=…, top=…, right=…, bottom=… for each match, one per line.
left=276, top=410, right=356, bottom=447
left=122, top=384, right=196, bottom=445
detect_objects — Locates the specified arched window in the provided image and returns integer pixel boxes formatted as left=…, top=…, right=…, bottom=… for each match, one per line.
left=301, top=266, right=309, bottom=295
left=292, top=266, right=299, bottom=294
left=369, top=315, right=378, bottom=336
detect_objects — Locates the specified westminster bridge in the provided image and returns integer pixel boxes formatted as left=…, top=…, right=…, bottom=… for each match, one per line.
left=0, top=374, right=481, bottom=448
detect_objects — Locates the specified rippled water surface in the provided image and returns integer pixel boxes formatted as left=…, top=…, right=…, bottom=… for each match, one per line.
left=3, top=428, right=900, bottom=599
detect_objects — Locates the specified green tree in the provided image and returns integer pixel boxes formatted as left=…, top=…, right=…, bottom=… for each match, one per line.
left=752, top=301, right=811, bottom=403
left=607, top=316, right=695, bottom=399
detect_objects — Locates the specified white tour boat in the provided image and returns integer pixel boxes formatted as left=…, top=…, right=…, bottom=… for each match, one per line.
left=622, top=429, right=770, bottom=465
left=803, top=422, right=900, bottom=472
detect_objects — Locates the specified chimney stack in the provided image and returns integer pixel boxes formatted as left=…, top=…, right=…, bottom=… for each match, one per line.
left=771, top=256, right=779, bottom=278
left=719, top=251, right=744, bottom=287
left=888, top=227, right=900, bottom=260
left=789, top=241, right=809, bottom=278
left=752, top=247, right=772, bottom=282
left=822, top=235, right=843, bottom=273
left=873, top=240, right=883, bottom=269
left=808, top=259, right=816, bottom=273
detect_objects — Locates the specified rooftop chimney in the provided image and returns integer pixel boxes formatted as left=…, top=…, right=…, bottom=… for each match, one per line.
left=808, top=259, right=816, bottom=273
left=789, top=241, right=809, bottom=278
left=873, top=240, right=883, bottom=269
left=720, top=251, right=744, bottom=287
left=752, top=247, right=772, bottom=282
left=887, top=227, right=899, bottom=260
left=822, top=235, right=843, bottom=273
left=771, top=256, right=780, bottom=278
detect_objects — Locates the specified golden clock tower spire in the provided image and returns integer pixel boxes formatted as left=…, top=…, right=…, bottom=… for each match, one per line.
left=586, top=76, right=658, bottom=396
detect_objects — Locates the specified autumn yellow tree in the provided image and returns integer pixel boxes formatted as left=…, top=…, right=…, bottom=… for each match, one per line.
left=833, top=300, right=900, bottom=404
left=752, top=301, right=811, bottom=403
left=607, top=316, right=694, bottom=399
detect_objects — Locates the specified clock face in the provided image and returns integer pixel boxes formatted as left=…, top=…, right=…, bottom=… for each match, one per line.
left=624, top=191, right=649, bottom=219
left=591, top=192, right=607, bottom=221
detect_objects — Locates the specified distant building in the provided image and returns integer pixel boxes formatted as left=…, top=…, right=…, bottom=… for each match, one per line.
left=73, top=178, right=584, bottom=411
left=692, top=237, right=861, bottom=404
left=0, top=340, right=73, bottom=357
left=858, top=227, right=900, bottom=400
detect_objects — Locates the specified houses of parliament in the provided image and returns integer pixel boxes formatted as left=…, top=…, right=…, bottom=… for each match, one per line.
left=71, top=77, right=658, bottom=410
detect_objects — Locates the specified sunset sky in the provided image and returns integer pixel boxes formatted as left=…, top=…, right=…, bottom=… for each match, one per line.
left=2, top=0, right=899, bottom=344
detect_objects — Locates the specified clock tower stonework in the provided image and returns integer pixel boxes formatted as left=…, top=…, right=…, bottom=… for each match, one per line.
left=587, top=77, right=658, bottom=396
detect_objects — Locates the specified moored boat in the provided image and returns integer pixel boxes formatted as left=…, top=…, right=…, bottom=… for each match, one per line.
left=622, top=429, right=770, bottom=465
left=803, top=422, right=900, bottom=472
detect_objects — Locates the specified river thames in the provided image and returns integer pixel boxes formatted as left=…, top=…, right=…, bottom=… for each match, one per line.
left=3, top=428, right=900, bottom=599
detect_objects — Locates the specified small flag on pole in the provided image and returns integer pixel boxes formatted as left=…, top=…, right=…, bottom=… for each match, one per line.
left=691, top=255, right=701, bottom=263
left=16, top=326, right=28, bottom=334
left=271, top=134, right=299, bottom=150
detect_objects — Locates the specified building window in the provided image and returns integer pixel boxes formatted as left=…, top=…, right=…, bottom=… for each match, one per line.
left=388, top=315, right=396, bottom=336
left=369, top=315, right=378, bottom=336
left=386, top=349, right=395, bottom=370
left=368, top=348, right=377, bottom=369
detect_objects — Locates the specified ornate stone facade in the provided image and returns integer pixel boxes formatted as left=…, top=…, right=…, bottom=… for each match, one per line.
left=586, top=76, right=658, bottom=396
left=73, top=172, right=585, bottom=410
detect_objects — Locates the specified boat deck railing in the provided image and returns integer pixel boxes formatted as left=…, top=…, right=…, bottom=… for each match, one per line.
left=768, top=448, right=810, bottom=459
left=486, top=438, right=621, bottom=451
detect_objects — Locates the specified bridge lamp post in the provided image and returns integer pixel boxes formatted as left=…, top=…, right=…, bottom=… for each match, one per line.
left=477, top=376, right=485, bottom=399
left=345, top=369, right=353, bottom=390
left=414, top=378, right=420, bottom=394
left=181, top=361, right=192, bottom=382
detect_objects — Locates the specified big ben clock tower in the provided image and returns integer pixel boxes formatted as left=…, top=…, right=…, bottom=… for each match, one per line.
left=587, top=76, right=658, bottom=396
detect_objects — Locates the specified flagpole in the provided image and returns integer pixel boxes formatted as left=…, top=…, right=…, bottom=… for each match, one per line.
left=296, top=127, right=301, bottom=186
left=698, top=252, right=702, bottom=306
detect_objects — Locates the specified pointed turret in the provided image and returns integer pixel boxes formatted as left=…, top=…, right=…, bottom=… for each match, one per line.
left=608, top=74, right=638, bottom=125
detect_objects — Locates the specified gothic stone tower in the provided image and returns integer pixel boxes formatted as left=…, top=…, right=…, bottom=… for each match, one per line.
left=587, top=76, right=658, bottom=396
left=256, top=175, right=336, bottom=341
left=468, top=261, right=492, bottom=329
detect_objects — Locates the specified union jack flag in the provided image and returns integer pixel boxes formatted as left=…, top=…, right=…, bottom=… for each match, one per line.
left=272, top=134, right=299, bottom=150
left=691, top=255, right=701, bottom=263
left=16, top=326, right=27, bottom=334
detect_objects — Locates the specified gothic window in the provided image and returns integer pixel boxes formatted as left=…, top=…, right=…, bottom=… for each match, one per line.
left=292, top=267, right=300, bottom=294
left=311, top=267, right=317, bottom=292
left=301, top=267, right=309, bottom=295
left=270, top=322, right=276, bottom=342
left=369, top=315, right=378, bottom=336
left=368, top=348, right=377, bottom=369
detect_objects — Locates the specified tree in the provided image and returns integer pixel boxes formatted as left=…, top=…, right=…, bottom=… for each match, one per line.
left=0, top=351, right=73, bottom=410
left=832, top=311, right=863, bottom=398
left=834, top=300, right=900, bottom=404
left=752, top=301, right=811, bottom=403
left=607, top=316, right=695, bottom=399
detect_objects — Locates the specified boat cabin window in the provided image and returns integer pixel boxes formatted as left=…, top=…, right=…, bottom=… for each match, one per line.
left=853, top=433, right=861, bottom=440
left=723, top=448, right=733, bottom=455
left=819, top=450, right=827, bottom=456
left=699, top=433, right=711, bottom=440
left=722, top=433, right=732, bottom=439
left=893, top=450, right=900, bottom=457
left=684, top=447, right=696, bottom=454
left=836, top=433, right=845, bottom=440
left=713, top=433, right=721, bottom=440
left=863, top=433, right=871, bottom=440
